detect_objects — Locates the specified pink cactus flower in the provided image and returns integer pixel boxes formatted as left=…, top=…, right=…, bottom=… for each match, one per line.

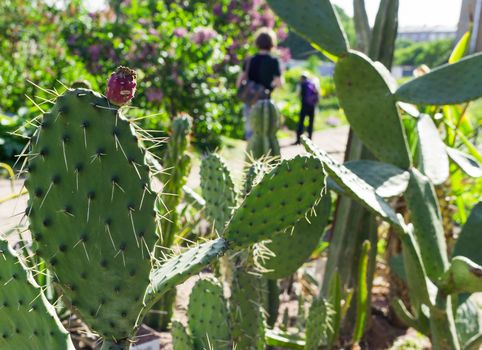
left=105, top=66, right=137, bottom=106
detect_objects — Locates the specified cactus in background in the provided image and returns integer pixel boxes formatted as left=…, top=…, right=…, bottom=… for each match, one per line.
left=0, top=240, right=75, bottom=350
left=194, top=154, right=331, bottom=349
left=147, top=114, right=192, bottom=330
left=246, top=100, right=281, bottom=159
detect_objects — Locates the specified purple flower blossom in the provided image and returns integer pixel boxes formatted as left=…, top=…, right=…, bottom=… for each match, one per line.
left=173, top=27, right=188, bottom=38
left=213, top=4, right=223, bottom=16
left=191, top=27, right=218, bottom=45
left=87, top=44, right=102, bottom=61
left=278, top=47, right=291, bottom=62
left=146, top=88, right=164, bottom=102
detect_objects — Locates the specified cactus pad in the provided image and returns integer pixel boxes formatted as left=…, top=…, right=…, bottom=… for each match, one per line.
left=342, top=160, right=410, bottom=198
left=334, top=51, right=411, bottom=168
left=171, top=321, right=194, bottom=350
left=438, top=257, right=482, bottom=294
left=395, top=52, right=482, bottom=105
left=265, top=0, right=349, bottom=57
left=257, top=192, right=331, bottom=279
left=453, top=201, right=482, bottom=265
left=247, top=100, right=280, bottom=159
left=188, top=277, right=231, bottom=350
left=26, top=89, right=157, bottom=340
left=305, top=297, right=333, bottom=350
left=200, top=154, right=237, bottom=233
left=446, top=147, right=482, bottom=178
left=143, top=238, right=228, bottom=313
left=302, top=137, right=403, bottom=231
left=416, top=114, right=449, bottom=185
left=230, top=269, right=265, bottom=350
left=0, top=241, right=74, bottom=350
left=224, top=155, right=325, bottom=248
left=405, top=168, right=449, bottom=281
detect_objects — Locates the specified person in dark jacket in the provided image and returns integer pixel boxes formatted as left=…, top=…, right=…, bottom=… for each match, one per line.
left=236, top=28, right=283, bottom=139
left=295, top=73, right=319, bottom=144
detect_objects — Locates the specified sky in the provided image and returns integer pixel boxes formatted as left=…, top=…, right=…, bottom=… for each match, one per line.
left=83, top=0, right=464, bottom=29
left=332, top=0, right=463, bottom=28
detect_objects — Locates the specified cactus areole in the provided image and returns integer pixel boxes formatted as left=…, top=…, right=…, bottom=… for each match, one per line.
left=105, top=66, right=137, bottom=106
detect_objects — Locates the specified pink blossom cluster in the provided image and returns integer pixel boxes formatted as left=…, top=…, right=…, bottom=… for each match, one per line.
left=191, top=27, right=218, bottom=45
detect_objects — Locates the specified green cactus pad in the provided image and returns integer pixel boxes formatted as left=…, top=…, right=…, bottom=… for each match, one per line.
left=416, top=114, right=449, bottom=185
left=143, top=238, right=228, bottom=313
left=188, top=277, right=231, bottom=350
left=395, top=52, right=482, bottom=105
left=405, top=168, right=449, bottom=281
left=171, top=321, right=194, bottom=350
left=452, top=201, right=482, bottom=265
left=334, top=51, right=411, bottom=169
left=265, top=0, right=348, bottom=57
left=0, top=241, right=75, bottom=350
left=305, top=297, right=333, bottom=350
left=455, top=299, right=481, bottom=347
left=247, top=100, right=280, bottom=159
left=243, top=159, right=273, bottom=196
left=224, top=155, right=325, bottom=248
left=230, top=269, right=265, bottom=350
left=200, top=154, right=237, bottom=233
left=302, top=137, right=404, bottom=231
left=438, top=257, right=482, bottom=294
left=446, top=147, right=482, bottom=178
left=257, top=192, right=331, bottom=279
left=342, top=160, right=409, bottom=198
left=26, top=89, right=157, bottom=340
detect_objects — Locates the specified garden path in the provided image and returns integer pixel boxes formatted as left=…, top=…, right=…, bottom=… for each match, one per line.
left=0, top=126, right=349, bottom=235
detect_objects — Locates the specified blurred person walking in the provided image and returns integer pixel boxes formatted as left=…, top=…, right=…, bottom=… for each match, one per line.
left=295, top=72, right=319, bottom=144
left=237, top=28, right=283, bottom=139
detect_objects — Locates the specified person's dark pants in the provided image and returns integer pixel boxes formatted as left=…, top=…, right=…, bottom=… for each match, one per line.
left=296, top=103, right=315, bottom=143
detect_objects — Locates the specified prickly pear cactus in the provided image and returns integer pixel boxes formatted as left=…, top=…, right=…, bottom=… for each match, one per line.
left=305, top=297, right=333, bottom=350
left=256, top=192, right=331, bottom=279
left=395, top=52, right=482, bottom=105
left=247, top=100, right=281, bottom=159
left=0, top=241, right=75, bottom=350
left=159, top=113, right=192, bottom=247
left=200, top=154, right=237, bottom=233
left=230, top=269, right=266, bottom=350
left=188, top=277, right=231, bottom=350
left=265, top=0, right=349, bottom=57
left=171, top=321, right=194, bottom=350
left=225, top=155, right=325, bottom=247
left=334, top=51, right=411, bottom=169
left=25, top=88, right=158, bottom=341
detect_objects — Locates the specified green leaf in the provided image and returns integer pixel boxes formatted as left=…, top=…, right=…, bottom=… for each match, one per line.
left=416, top=114, right=449, bottom=185
left=446, top=147, right=482, bottom=178
left=334, top=51, right=411, bottom=168
left=405, top=168, right=449, bottom=281
left=395, top=52, right=482, bottom=105
left=302, top=137, right=404, bottom=231
left=449, top=31, right=471, bottom=64
left=343, top=160, right=410, bottom=197
left=265, top=0, right=349, bottom=57
left=453, top=201, right=482, bottom=265
left=438, top=257, right=482, bottom=294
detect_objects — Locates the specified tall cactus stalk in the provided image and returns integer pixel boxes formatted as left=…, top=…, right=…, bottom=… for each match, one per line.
left=147, top=114, right=192, bottom=330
